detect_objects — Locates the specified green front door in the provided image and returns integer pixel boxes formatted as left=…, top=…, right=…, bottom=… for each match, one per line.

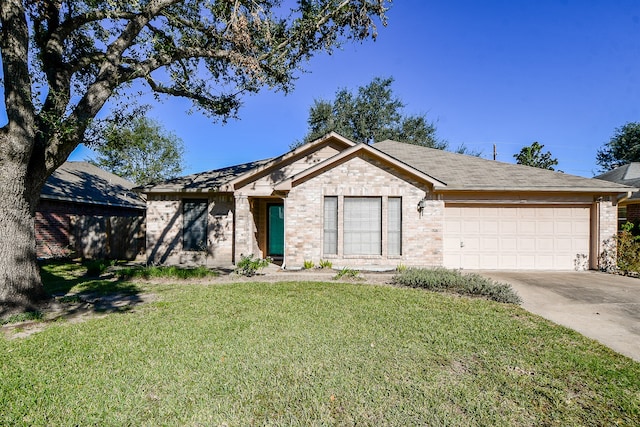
left=268, top=204, right=284, bottom=257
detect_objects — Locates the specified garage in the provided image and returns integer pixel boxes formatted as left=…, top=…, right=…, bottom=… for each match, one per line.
left=443, top=205, right=591, bottom=270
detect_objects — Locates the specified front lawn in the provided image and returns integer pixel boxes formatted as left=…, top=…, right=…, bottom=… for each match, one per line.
left=1, top=265, right=639, bottom=425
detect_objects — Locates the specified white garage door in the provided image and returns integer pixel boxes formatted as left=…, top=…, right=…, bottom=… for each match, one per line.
left=444, top=205, right=591, bottom=270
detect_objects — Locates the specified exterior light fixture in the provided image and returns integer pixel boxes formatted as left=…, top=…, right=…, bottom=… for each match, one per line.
left=417, top=198, right=427, bottom=216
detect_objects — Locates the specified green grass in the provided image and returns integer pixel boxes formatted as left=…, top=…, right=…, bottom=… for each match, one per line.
left=1, top=266, right=639, bottom=425
left=116, top=265, right=219, bottom=280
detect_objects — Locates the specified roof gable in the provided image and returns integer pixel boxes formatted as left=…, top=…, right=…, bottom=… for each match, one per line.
left=228, top=132, right=356, bottom=190
left=274, top=143, right=446, bottom=191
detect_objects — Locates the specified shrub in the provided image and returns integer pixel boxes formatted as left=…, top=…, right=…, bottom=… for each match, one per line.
left=303, top=260, right=315, bottom=270
left=318, top=259, right=333, bottom=269
left=333, top=267, right=362, bottom=281
left=83, top=259, right=115, bottom=277
left=117, top=265, right=218, bottom=280
left=235, top=254, right=271, bottom=277
left=617, top=222, right=640, bottom=273
left=1, top=310, right=43, bottom=325
left=392, top=267, right=521, bottom=304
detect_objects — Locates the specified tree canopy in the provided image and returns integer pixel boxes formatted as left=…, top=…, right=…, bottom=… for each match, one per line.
left=0, top=0, right=389, bottom=313
left=89, top=116, right=184, bottom=185
left=513, top=142, right=559, bottom=171
left=596, top=122, right=640, bottom=172
left=295, top=76, right=446, bottom=148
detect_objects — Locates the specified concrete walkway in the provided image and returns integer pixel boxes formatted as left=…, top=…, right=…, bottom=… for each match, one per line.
left=478, top=271, right=640, bottom=362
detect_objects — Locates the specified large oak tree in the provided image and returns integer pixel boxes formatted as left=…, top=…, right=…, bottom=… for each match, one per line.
left=0, top=0, right=388, bottom=314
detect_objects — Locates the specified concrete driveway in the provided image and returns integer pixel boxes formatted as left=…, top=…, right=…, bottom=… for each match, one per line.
left=478, top=271, right=640, bottom=362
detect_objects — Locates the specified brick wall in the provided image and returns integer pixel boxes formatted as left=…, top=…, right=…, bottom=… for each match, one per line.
left=146, top=194, right=234, bottom=266
left=626, top=203, right=640, bottom=223
left=36, top=198, right=143, bottom=259
left=285, top=155, right=441, bottom=269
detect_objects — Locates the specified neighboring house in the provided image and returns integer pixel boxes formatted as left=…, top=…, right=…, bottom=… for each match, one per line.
left=595, top=163, right=640, bottom=227
left=37, top=161, right=146, bottom=259
left=140, top=132, right=636, bottom=271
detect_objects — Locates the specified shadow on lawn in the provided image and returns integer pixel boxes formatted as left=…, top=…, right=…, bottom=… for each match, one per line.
left=37, top=260, right=148, bottom=319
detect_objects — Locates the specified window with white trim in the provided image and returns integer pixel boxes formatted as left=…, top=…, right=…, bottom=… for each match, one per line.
left=344, top=197, right=382, bottom=255
left=388, top=197, right=402, bottom=256
left=323, top=196, right=338, bottom=255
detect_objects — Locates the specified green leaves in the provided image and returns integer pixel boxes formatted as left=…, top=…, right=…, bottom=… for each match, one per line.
left=89, top=115, right=184, bottom=185
left=597, top=122, right=640, bottom=172
left=297, top=76, right=444, bottom=148
left=514, top=141, right=559, bottom=170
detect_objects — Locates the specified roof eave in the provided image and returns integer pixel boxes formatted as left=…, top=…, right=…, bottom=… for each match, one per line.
left=435, top=186, right=639, bottom=193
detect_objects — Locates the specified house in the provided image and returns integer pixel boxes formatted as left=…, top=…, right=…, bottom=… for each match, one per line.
left=140, top=133, right=636, bottom=271
left=37, top=161, right=146, bottom=259
left=594, top=163, right=640, bottom=227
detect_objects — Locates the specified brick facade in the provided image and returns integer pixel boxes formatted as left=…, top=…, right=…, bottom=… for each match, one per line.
left=36, top=199, right=143, bottom=259
left=141, top=138, right=625, bottom=271
left=285, top=155, right=440, bottom=268
left=626, top=203, right=640, bottom=223
left=146, top=194, right=234, bottom=266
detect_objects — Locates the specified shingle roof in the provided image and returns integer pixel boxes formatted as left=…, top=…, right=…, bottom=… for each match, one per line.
left=374, top=140, right=634, bottom=192
left=138, top=158, right=273, bottom=193
left=595, top=163, right=640, bottom=200
left=41, top=162, right=146, bottom=209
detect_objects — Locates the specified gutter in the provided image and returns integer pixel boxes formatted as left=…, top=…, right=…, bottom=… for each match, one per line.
left=618, top=190, right=635, bottom=204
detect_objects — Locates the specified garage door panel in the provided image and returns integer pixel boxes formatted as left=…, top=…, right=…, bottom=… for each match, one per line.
left=444, top=206, right=590, bottom=270
left=536, top=238, right=554, bottom=251
left=481, top=220, right=499, bottom=234
left=501, top=238, right=517, bottom=251
left=500, top=221, right=518, bottom=234
left=518, top=220, right=537, bottom=235
left=518, top=238, right=536, bottom=251
left=482, top=238, right=499, bottom=251
left=537, top=221, right=555, bottom=234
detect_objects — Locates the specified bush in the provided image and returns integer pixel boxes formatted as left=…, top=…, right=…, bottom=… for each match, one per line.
left=318, top=259, right=333, bottom=269
left=117, top=265, right=218, bottom=280
left=617, top=222, right=640, bottom=273
left=333, top=267, right=361, bottom=281
left=303, top=260, right=315, bottom=269
left=392, top=267, right=521, bottom=304
left=83, top=259, right=115, bottom=277
left=235, top=254, right=271, bottom=277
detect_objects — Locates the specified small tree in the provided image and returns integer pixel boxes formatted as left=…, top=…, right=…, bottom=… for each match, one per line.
left=596, top=122, right=640, bottom=172
left=89, top=116, right=184, bottom=185
left=514, top=142, right=559, bottom=170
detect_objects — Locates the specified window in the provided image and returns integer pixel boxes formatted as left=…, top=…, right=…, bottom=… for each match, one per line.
left=183, top=199, right=208, bottom=251
left=388, top=198, right=402, bottom=255
left=323, top=197, right=338, bottom=254
left=344, top=197, right=382, bottom=255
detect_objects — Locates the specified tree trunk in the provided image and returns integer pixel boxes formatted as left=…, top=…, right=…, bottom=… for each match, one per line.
left=0, top=161, right=48, bottom=316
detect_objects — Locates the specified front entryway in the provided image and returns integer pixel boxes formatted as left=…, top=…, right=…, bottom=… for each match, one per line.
left=267, top=203, right=284, bottom=259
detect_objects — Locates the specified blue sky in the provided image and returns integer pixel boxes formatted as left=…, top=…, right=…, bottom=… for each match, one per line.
left=66, top=1, right=640, bottom=177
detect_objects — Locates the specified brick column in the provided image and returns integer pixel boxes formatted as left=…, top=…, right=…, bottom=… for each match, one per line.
left=234, top=195, right=252, bottom=263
